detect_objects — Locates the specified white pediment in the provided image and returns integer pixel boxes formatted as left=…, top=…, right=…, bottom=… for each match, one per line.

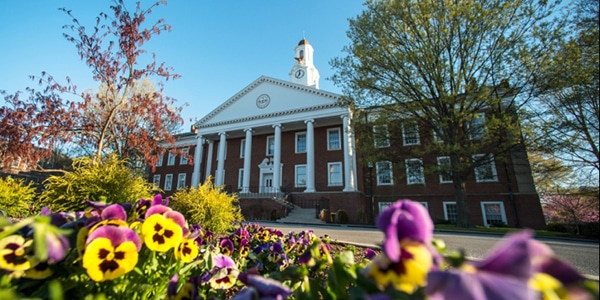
left=194, top=76, right=343, bottom=129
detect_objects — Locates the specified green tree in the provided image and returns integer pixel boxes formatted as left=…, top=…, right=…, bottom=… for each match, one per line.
left=331, top=0, right=563, bottom=227
left=38, top=155, right=155, bottom=212
left=529, top=0, right=599, bottom=183
left=0, top=177, right=36, bottom=218
left=170, top=177, right=243, bottom=233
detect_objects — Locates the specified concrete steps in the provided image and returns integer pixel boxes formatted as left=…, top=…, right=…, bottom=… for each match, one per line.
left=277, top=206, right=327, bottom=225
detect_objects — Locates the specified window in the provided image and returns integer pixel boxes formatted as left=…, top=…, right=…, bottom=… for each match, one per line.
left=240, top=139, right=246, bottom=158
left=238, top=169, right=244, bottom=189
left=481, top=202, right=507, bottom=226
left=378, top=202, right=393, bottom=215
left=295, top=132, right=307, bottom=153
left=405, top=158, right=424, bottom=185
left=327, top=162, right=343, bottom=186
left=473, top=154, right=498, bottom=182
left=180, top=148, right=189, bottom=165
left=437, top=156, right=453, bottom=184
left=327, top=128, right=341, bottom=150
left=373, top=125, right=390, bottom=148
left=153, top=175, right=161, bottom=187
left=469, top=113, right=485, bottom=140
left=156, top=154, right=163, bottom=167
left=11, top=158, right=21, bottom=168
left=443, top=201, right=457, bottom=224
left=167, top=152, right=176, bottom=166
left=402, top=122, right=420, bottom=146
left=295, top=165, right=307, bottom=187
left=177, top=173, right=186, bottom=190
left=420, top=202, right=429, bottom=211
left=266, top=136, right=275, bottom=156
left=432, top=124, right=443, bottom=143
left=164, top=174, right=173, bottom=191
left=376, top=161, right=393, bottom=185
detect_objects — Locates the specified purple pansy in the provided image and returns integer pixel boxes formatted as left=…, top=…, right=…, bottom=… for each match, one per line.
left=87, top=225, right=141, bottom=252
left=231, top=272, right=292, bottom=300
left=376, top=199, right=433, bottom=263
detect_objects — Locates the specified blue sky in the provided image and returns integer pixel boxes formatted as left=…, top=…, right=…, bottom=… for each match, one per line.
left=0, top=1, right=366, bottom=131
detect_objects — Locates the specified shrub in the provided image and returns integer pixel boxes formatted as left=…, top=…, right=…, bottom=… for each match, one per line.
left=0, top=177, right=36, bottom=218
left=170, top=177, right=243, bottom=233
left=337, top=209, right=349, bottom=224
left=319, top=209, right=330, bottom=222
left=38, top=155, right=155, bottom=212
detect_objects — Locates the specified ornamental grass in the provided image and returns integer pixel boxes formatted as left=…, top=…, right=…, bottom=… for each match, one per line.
left=0, top=196, right=597, bottom=299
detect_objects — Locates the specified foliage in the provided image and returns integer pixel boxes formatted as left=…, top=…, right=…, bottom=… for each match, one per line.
left=0, top=0, right=185, bottom=170
left=0, top=177, right=35, bottom=218
left=331, top=0, right=563, bottom=227
left=336, top=209, right=349, bottom=224
left=526, top=150, right=574, bottom=193
left=0, top=198, right=596, bottom=299
left=542, top=192, right=599, bottom=234
left=170, top=177, right=243, bottom=233
left=37, top=155, right=154, bottom=212
left=527, top=0, right=599, bottom=181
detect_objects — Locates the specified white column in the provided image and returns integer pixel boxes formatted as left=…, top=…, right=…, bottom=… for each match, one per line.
left=304, top=119, right=316, bottom=192
left=205, top=140, right=214, bottom=181
left=341, top=115, right=355, bottom=191
left=272, top=124, right=282, bottom=192
left=216, top=132, right=227, bottom=186
left=191, top=135, right=204, bottom=188
left=242, top=128, right=253, bottom=193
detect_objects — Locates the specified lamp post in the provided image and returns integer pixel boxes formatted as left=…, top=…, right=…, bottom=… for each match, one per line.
left=368, top=162, right=374, bottom=224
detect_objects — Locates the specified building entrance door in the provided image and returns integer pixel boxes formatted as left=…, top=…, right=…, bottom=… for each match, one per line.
left=261, top=173, right=273, bottom=193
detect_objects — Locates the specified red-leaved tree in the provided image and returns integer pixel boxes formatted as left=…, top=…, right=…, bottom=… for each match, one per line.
left=0, top=0, right=184, bottom=170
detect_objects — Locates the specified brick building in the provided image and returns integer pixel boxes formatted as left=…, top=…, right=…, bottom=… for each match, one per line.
left=149, top=39, right=545, bottom=229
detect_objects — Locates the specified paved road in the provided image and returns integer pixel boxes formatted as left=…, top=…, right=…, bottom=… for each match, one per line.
left=257, top=222, right=599, bottom=279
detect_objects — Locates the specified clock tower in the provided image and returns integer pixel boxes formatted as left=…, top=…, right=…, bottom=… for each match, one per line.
left=290, top=38, right=320, bottom=89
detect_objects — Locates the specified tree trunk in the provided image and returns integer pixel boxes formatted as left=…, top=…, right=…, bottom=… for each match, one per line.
left=454, top=179, right=472, bottom=228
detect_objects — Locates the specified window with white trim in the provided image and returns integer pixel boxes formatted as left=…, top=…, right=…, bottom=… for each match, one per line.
left=266, top=136, right=275, bottom=156
left=373, top=125, right=390, bottom=148
left=156, top=154, right=163, bottom=167
left=327, top=128, right=341, bottom=150
left=180, top=148, right=189, bottom=165
left=402, top=122, right=420, bottom=146
left=295, top=165, right=307, bottom=187
left=238, top=169, right=244, bottom=189
left=167, top=152, right=176, bottom=166
left=378, top=202, right=393, bottom=215
left=327, top=162, right=343, bottom=186
left=473, top=154, right=498, bottom=182
left=420, top=202, right=429, bottom=210
left=481, top=201, right=507, bottom=226
left=437, top=156, right=453, bottom=184
left=376, top=161, right=393, bottom=185
left=469, top=113, right=485, bottom=140
left=11, top=158, right=21, bottom=168
left=177, top=173, right=186, bottom=190
left=164, top=174, right=173, bottom=191
left=405, top=158, right=424, bottom=185
left=153, top=174, right=161, bottom=187
left=443, top=201, right=457, bottom=224
left=240, top=139, right=246, bottom=158
left=295, top=132, right=307, bottom=153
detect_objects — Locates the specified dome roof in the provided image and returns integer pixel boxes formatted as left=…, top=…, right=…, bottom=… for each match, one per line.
left=298, top=38, right=310, bottom=46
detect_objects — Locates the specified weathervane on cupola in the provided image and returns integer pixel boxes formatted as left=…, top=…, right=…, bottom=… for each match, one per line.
left=290, top=37, right=320, bottom=89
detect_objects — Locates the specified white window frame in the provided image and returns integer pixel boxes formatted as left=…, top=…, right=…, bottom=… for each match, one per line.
left=295, top=164, right=307, bottom=187
left=238, top=169, right=244, bottom=189
left=164, top=174, right=173, bottom=191
left=167, top=152, right=176, bottom=166
left=402, top=122, right=420, bottom=146
left=473, top=154, right=498, bottom=182
left=11, top=158, right=21, bottom=168
left=180, top=148, right=189, bottom=165
left=405, top=158, right=424, bottom=185
left=378, top=202, right=393, bottom=215
left=327, top=162, right=343, bottom=186
left=443, top=201, right=457, bottom=224
left=327, top=128, right=341, bottom=150
left=266, top=136, right=275, bottom=156
left=295, top=132, right=307, bottom=153
left=480, top=201, right=507, bottom=226
left=469, top=113, right=485, bottom=140
left=156, top=154, right=163, bottom=167
left=376, top=161, right=394, bottom=186
left=177, top=173, right=186, bottom=190
left=437, top=156, right=453, bottom=184
left=153, top=174, right=161, bottom=187
left=373, top=125, right=390, bottom=148
left=240, top=139, right=246, bottom=158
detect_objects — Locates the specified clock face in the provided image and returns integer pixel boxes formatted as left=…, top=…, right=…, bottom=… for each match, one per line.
left=294, top=69, right=305, bottom=79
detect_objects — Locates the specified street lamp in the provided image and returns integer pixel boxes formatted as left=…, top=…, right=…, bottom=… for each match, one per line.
left=368, top=162, right=374, bottom=224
